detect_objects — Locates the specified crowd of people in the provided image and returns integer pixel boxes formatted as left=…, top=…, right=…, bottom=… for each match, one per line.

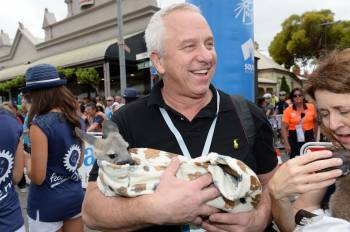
left=76, top=88, right=140, bottom=133
left=1, top=2, right=350, bottom=232
left=258, top=88, right=319, bottom=159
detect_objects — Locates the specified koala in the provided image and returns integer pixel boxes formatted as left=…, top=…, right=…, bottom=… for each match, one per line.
left=328, top=149, right=350, bottom=221
left=75, top=120, right=134, bottom=165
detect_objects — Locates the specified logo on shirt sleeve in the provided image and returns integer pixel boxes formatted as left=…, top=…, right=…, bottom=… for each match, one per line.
left=0, top=150, right=13, bottom=184
left=63, top=144, right=81, bottom=172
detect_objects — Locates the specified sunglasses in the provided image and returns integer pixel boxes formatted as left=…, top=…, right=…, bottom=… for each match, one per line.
left=279, top=94, right=285, bottom=96
left=293, top=94, right=303, bottom=98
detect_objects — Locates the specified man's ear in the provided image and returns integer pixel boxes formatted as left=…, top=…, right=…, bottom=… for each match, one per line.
left=150, top=51, right=165, bottom=75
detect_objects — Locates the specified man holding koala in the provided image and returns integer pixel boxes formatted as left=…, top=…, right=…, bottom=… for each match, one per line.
left=83, top=3, right=277, bottom=232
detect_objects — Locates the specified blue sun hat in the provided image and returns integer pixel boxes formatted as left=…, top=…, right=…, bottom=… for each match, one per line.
left=122, top=88, right=139, bottom=98
left=22, top=64, right=66, bottom=91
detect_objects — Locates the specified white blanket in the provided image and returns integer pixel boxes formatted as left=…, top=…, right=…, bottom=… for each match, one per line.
left=97, top=148, right=262, bottom=213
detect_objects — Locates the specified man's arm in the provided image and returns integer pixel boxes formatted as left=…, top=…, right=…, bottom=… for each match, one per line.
left=201, top=167, right=277, bottom=232
left=82, top=181, right=154, bottom=231
left=82, top=157, right=220, bottom=231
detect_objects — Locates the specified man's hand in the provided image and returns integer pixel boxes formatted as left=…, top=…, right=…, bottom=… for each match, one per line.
left=201, top=167, right=279, bottom=232
left=149, top=157, right=221, bottom=225
left=201, top=208, right=266, bottom=232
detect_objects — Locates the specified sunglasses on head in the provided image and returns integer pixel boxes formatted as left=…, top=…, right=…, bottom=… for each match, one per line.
left=293, top=94, right=303, bottom=97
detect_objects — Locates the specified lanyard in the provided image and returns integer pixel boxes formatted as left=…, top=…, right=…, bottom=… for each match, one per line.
left=159, top=90, right=220, bottom=159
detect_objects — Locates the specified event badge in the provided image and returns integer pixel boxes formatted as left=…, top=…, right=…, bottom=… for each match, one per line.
left=296, top=124, right=305, bottom=142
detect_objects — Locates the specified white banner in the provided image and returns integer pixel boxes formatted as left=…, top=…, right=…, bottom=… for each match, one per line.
left=78, top=132, right=101, bottom=188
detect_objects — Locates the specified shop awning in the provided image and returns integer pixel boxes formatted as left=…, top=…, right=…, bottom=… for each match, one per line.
left=105, top=32, right=146, bottom=61
left=0, top=31, right=144, bottom=82
left=0, top=64, right=29, bottom=82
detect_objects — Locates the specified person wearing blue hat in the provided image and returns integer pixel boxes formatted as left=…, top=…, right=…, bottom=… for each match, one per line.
left=122, top=88, right=139, bottom=104
left=23, top=64, right=84, bottom=232
left=0, top=105, right=26, bottom=232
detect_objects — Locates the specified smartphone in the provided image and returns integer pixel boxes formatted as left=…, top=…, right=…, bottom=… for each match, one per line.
left=300, top=142, right=349, bottom=175
left=300, top=142, right=333, bottom=155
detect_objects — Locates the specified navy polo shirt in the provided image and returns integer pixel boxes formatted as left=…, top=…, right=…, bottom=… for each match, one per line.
left=0, top=108, right=24, bottom=232
left=89, top=81, right=277, bottom=232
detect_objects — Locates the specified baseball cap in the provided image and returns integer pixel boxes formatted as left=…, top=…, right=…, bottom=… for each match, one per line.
left=263, top=93, right=272, bottom=99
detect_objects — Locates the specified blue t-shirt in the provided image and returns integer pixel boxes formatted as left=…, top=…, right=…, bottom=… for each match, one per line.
left=27, top=112, right=84, bottom=222
left=93, top=115, right=104, bottom=125
left=0, top=108, right=24, bottom=232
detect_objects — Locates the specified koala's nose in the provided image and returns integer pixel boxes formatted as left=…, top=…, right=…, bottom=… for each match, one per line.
left=117, top=157, right=134, bottom=165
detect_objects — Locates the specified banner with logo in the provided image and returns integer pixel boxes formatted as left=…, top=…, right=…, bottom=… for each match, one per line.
left=187, top=0, right=255, bottom=100
left=78, top=132, right=100, bottom=188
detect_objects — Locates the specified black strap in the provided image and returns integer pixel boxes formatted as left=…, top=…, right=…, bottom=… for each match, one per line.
left=230, top=95, right=256, bottom=149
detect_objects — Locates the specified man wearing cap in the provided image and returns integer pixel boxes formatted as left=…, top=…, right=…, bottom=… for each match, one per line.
left=122, top=88, right=139, bottom=104
left=262, top=93, right=274, bottom=117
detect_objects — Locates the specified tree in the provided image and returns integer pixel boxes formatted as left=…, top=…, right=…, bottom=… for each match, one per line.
left=57, top=67, right=76, bottom=79
left=279, top=76, right=290, bottom=95
left=269, top=10, right=350, bottom=69
left=0, top=76, right=25, bottom=93
left=75, top=68, right=101, bottom=95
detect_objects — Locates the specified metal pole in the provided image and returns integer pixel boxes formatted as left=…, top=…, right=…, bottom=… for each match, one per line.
left=117, top=0, right=127, bottom=95
left=103, top=62, right=111, bottom=97
left=319, top=21, right=340, bottom=51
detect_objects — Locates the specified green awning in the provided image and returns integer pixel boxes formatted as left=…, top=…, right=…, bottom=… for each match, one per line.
left=0, top=64, right=28, bottom=81
left=0, top=31, right=143, bottom=82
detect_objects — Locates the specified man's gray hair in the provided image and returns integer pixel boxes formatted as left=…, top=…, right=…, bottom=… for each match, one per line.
left=145, top=3, right=201, bottom=56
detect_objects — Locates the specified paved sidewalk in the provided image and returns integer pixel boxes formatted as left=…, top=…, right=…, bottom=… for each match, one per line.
left=17, top=188, right=99, bottom=232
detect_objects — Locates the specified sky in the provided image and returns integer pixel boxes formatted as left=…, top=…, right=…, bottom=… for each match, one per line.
left=0, top=0, right=349, bottom=57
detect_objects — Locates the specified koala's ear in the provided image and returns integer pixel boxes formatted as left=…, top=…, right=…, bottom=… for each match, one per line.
left=75, top=127, right=97, bottom=146
left=102, top=120, right=119, bottom=138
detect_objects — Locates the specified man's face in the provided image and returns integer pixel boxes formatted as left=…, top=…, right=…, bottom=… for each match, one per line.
left=152, top=9, right=217, bottom=98
left=106, top=99, right=114, bottom=106
left=114, top=96, right=122, bottom=104
left=279, top=93, right=286, bottom=101
left=264, top=97, right=271, bottom=103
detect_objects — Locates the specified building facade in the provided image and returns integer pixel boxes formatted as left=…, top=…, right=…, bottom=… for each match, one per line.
left=0, top=0, right=158, bottom=101
left=255, top=50, right=302, bottom=97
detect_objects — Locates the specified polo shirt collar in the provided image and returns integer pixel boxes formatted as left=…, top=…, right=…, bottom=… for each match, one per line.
left=147, top=80, right=234, bottom=118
